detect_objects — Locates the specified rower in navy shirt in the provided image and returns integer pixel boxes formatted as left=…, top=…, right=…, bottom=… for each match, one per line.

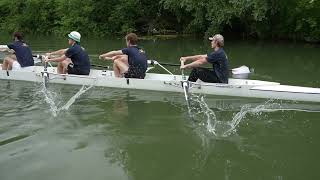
left=180, top=34, right=229, bottom=83
left=64, top=43, right=91, bottom=75
left=99, top=33, right=147, bottom=79
left=206, top=48, right=229, bottom=83
left=46, top=31, right=90, bottom=75
left=121, top=46, right=147, bottom=78
left=0, top=32, right=34, bottom=70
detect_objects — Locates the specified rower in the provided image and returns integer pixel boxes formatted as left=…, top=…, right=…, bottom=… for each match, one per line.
left=0, top=32, right=34, bottom=70
left=45, top=31, right=90, bottom=75
left=99, top=33, right=147, bottom=79
left=180, top=34, right=229, bottom=84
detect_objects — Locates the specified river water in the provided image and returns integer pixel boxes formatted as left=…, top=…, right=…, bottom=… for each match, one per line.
left=0, top=35, right=320, bottom=180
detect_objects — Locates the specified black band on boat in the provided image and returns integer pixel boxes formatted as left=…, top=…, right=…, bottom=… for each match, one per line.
left=126, top=78, right=130, bottom=85
left=6, top=71, right=9, bottom=76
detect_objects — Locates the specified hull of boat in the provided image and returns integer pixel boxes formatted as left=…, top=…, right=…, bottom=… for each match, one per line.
left=0, top=66, right=319, bottom=102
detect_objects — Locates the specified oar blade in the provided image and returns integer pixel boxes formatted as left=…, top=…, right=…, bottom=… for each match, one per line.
left=0, top=45, right=8, bottom=49
left=232, top=65, right=250, bottom=74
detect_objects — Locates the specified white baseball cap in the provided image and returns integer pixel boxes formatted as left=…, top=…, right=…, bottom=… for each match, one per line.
left=68, top=31, right=81, bottom=42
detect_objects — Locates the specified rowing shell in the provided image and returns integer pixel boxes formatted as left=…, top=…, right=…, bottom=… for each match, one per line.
left=0, top=66, right=319, bottom=102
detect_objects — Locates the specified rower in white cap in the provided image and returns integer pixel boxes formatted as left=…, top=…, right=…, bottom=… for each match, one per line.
left=45, top=31, right=91, bottom=75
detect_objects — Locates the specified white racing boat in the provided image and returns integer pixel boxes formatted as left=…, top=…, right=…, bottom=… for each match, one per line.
left=0, top=58, right=319, bottom=103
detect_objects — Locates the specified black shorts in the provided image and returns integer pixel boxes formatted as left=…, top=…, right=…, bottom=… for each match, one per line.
left=67, top=63, right=89, bottom=75
left=188, top=67, right=222, bottom=83
left=124, top=69, right=145, bottom=79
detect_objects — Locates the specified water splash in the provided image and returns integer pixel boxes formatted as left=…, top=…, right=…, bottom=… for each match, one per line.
left=40, top=84, right=59, bottom=117
left=59, top=85, right=93, bottom=111
left=221, top=101, right=282, bottom=137
left=40, top=83, right=94, bottom=117
left=188, top=95, right=320, bottom=137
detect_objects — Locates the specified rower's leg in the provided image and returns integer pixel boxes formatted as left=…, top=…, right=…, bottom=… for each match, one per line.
left=197, top=68, right=219, bottom=83
left=57, top=58, right=72, bottom=74
left=188, top=68, right=200, bottom=82
left=57, top=62, right=64, bottom=74
left=113, top=56, right=129, bottom=77
left=2, top=55, right=16, bottom=70
left=117, top=55, right=128, bottom=64
left=2, top=58, right=8, bottom=70
left=188, top=67, right=219, bottom=83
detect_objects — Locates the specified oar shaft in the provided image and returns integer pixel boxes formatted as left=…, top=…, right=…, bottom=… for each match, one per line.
left=156, top=62, right=180, bottom=67
left=180, top=60, right=186, bottom=80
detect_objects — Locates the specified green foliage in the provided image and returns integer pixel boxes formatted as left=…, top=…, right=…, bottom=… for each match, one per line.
left=0, top=0, right=319, bottom=41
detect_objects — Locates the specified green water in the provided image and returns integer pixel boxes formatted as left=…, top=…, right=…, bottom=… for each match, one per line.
left=0, top=35, right=320, bottom=180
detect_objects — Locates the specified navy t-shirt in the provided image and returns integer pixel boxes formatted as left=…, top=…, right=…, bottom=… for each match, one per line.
left=122, top=46, right=147, bottom=75
left=207, top=48, right=229, bottom=83
left=7, top=41, right=34, bottom=67
left=65, top=44, right=91, bottom=75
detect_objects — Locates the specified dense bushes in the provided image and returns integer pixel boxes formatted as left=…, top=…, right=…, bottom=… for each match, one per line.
left=0, top=0, right=319, bottom=41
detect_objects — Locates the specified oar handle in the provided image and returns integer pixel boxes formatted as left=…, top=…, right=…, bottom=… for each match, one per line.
left=44, top=61, right=48, bottom=71
left=180, top=60, right=187, bottom=80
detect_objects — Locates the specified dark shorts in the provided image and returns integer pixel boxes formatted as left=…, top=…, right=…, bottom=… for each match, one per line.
left=188, top=67, right=222, bottom=83
left=67, top=63, right=90, bottom=75
left=124, top=69, right=145, bottom=79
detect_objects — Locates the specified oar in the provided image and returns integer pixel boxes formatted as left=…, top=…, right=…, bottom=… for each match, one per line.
left=149, top=60, right=252, bottom=75
left=180, top=60, right=192, bottom=116
left=147, top=60, right=174, bottom=75
left=41, top=56, right=49, bottom=88
left=32, top=54, right=54, bottom=68
left=32, top=53, right=109, bottom=69
left=180, top=60, right=188, bottom=99
left=151, top=61, right=180, bottom=67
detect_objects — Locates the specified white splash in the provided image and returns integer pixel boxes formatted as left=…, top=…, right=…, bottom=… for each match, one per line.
left=222, top=101, right=282, bottom=137
left=59, top=85, right=93, bottom=111
left=40, top=83, right=94, bottom=117
left=187, top=95, right=314, bottom=137
left=40, top=85, right=59, bottom=117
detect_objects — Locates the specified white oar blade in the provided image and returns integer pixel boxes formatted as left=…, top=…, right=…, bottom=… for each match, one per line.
left=0, top=45, right=8, bottom=49
left=232, top=65, right=250, bottom=75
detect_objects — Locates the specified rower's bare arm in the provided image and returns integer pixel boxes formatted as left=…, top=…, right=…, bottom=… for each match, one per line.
left=183, top=58, right=207, bottom=69
left=180, top=55, right=206, bottom=62
left=46, top=55, right=67, bottom=62
left=99, top=50, right=123, bottom=60
left=47, top=49, right=68, bottom=57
